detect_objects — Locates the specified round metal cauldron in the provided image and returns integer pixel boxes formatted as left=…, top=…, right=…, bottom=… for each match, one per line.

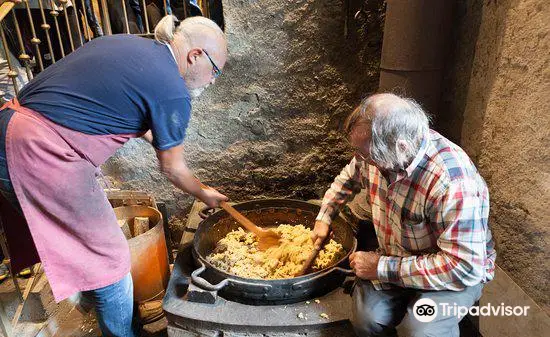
left=191, top=199, right=356, bottom=305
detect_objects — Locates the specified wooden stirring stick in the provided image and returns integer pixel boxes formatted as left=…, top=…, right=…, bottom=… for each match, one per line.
left=197, top=180, right=281, bottom=251
left=217, top=202, right=281, bottom=250
left=297, top=235, right=328, bottom=276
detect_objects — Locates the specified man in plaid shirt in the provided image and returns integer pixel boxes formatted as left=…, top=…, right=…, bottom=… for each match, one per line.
left=312, top=93, right=496, bottom=336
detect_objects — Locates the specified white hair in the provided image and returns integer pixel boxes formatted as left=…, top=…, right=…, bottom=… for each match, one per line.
left=154, top=15, right=225, bottom=45
left=345, top=93, right=431, bottom=170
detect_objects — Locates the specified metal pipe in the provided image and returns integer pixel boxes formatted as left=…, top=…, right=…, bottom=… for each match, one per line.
left=0, top=2, right=14, bottom=21
left=0, top=25, right=19, bottom=96
left=23, top=0, right=44, bottom=71
left=59, top=0, right=75, bottom=52
left=49, top=0, right=65, bottom=58
left=182, top=0, right=188, bottom=18
left=121, top=0, right=130, bottom=34
left=10, top=10, right=33, bottom=80
left=37, top=0, right=55, bottom=63
left=71, top=0, right=84, bottom=46
left=99, top=0, right=112, bottom=35
left=141, top=0, right=150, bottom=34
left=378, top=0, right=454, bottom=115
left=79, top=0, right=90, bottom=41
left=204, top=0, right=210, bottom=18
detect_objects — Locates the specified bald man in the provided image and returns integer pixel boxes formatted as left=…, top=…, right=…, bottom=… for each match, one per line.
left=0, top=15, right=227, bottom=336
left=312, top=93, right=496, bottom=336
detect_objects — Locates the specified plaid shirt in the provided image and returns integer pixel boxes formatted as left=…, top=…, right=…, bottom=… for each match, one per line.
left=317, top=130, right=496, bottom=291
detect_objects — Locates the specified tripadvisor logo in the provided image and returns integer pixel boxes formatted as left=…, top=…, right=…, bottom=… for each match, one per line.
left=413, top=298, right=530, bottom=322
left=413, top=298, right=438, bottom=322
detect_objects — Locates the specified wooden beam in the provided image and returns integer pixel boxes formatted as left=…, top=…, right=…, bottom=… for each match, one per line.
left=12, top=263, right=42, bottom=327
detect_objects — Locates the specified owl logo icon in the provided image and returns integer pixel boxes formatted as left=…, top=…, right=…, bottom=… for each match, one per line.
left=413, top=298, right=438, bottom=322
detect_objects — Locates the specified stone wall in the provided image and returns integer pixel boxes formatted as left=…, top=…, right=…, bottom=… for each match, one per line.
left=102, top=1, right=384, bottom=221
left=442, top=0, right=549, bottom=314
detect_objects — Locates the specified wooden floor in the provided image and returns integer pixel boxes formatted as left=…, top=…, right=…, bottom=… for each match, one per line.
left=0, top=271, right=167, bottom=337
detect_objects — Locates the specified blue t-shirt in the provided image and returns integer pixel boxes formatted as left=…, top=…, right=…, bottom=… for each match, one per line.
left=18, top=35, right=191, bottom=150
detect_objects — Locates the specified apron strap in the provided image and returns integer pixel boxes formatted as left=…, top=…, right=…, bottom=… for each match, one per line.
left=1, top=98, right=20, bottom=111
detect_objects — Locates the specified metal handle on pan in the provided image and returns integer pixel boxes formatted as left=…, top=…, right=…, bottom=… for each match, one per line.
left=191, top=261, right=273, bottom=293
left=333, top=266, right=355, bottom=276
left=291, top=265, right=355, bottom=290
left=225, top=277, right=272, bottom=294
left=191, top=261, right=229, bottom=291
left=198, top=206, right=218, bottom=219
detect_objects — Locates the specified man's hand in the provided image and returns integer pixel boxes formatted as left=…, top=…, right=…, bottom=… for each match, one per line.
left=349, top=251, right=381, bottom=280
left=311, top=220, right=331, bottom=249
left=200, top=187, right=228, bottom=208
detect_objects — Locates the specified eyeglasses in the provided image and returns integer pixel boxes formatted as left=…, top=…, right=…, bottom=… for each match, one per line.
left=202, top=49, right=222, bottom=78
left=344, top=136, right=370, bottom=162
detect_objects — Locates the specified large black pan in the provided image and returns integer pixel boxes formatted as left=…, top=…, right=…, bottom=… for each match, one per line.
left=191, top=199, right=356, bottom=305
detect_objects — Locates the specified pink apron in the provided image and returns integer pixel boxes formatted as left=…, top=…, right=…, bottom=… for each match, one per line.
left=1, top=99, right=140, bottom=302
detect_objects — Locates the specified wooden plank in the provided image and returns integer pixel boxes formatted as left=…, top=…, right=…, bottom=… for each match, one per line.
left=133, top=216, right=149, bottom=236
left=105, top=189, right=157, bottom=209
left=12, top=263, right=42, bottom=327
left=179, top=200, right=205, bottom=247
left=179, top=200, right=237, bottom=248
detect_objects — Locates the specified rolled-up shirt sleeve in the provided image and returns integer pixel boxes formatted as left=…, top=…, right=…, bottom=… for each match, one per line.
left=316, top=157, right=366, bottom=226
left=149, top=97, right=191, bottom=151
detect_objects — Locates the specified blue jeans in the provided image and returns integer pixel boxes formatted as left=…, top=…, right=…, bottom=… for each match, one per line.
left=83, top=0, right=104, bottom=37
left=81, top=273, right=139, bottom=337
left=351, top=279, right=483, bottom=337
left=0, top=108, right=21, bottom=213
left=128, top=0, right=144, bottom=31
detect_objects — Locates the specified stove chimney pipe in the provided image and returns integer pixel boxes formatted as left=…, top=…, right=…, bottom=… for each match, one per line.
left=378, top=0, right=454, bottom=116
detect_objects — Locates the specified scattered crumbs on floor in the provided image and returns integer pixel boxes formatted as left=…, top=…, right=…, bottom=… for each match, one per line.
left=305, top=301, right=311, bottom=304
left=320, top=313, right=329, bottom=319
left=298, top=312, right=306, bottom=320
left=314, top=299, right=320, bottom=304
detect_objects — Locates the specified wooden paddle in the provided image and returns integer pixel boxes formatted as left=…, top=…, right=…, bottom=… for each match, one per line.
left=197, top=181, right=281, bottom=251
left=296, top=235, right=329, bottom=276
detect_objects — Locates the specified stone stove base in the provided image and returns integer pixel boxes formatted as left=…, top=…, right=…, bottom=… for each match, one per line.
left=163, top=243, right=356, bottom=337
left=163, top=200, right=357, bottom=336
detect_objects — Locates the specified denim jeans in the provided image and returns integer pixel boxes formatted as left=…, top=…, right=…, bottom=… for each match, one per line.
left=82, top=0, right=104, bottom=37
left=351, top=279, right=483, bottom=337
left=0, top=108, right=21, bottom=213
left=80, top=273, right=139, bottom=337
left=128, top=0, right=144, bottom=31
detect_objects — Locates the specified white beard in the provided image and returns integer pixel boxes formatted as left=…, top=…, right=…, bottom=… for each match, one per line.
left=189, top=87, right=206, bottom=98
